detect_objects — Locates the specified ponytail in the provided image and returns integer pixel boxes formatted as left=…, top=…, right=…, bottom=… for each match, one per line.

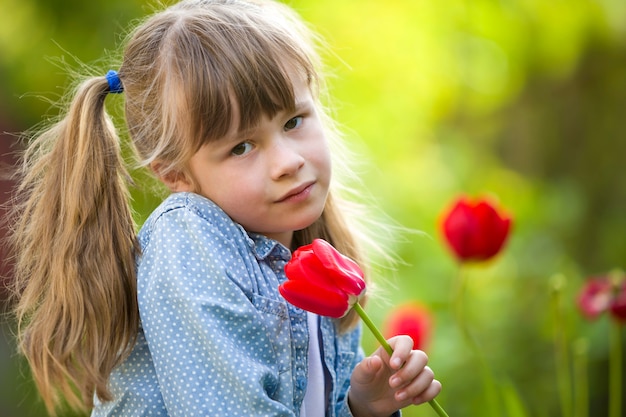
left=9, top=75, right=139, bottom=414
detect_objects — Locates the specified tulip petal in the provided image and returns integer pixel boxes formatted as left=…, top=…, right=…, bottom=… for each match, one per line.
left=278, top=280, right=351, bottom=318
left=311, top=239, right=366, bottom=296
left=442, top=198, right=476, bottom=259
left=473, top=201, right=512, bottom=260
left=284, top=251, right=340, bottom=291
left=609, top=280, right=626, bottom=322
left=610, top=291, right=626, bottom=322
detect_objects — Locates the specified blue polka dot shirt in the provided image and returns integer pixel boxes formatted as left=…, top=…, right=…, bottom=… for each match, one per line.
left=91, top=192, right=366, bottom=416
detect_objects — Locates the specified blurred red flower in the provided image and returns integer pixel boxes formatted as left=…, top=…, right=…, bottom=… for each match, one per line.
left=577, top=275, right=626, bottom=322
left=383, top=302, right=433, bottom=351
left=440, top=196, right=512, bottom=262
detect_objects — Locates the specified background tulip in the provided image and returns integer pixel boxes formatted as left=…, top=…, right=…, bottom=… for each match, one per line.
left=609, top=290, right=626, bottom=322
left=383, top=302, right=433, bottom=351
left=440, top=196, right=512, bottom=262
left=577, top=271, right=626, bottom=417
left=577, top=277, right=613, bottom=320
left=441, top=194, right=514, bottom=415
left=577, top=273, right=626, bottom=323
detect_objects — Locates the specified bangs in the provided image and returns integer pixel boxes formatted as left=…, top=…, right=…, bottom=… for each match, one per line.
left=164, top=7, right=318, bottom=150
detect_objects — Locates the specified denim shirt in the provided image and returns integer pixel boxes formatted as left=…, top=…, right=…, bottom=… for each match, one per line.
left=91, top=192, right=366, bottom=417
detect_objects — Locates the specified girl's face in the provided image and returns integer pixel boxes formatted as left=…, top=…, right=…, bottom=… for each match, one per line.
left=179, top=75, right=331, bottom=248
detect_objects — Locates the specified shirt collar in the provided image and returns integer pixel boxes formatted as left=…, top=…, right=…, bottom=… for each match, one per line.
left=244, top=230, right=292, bottom=261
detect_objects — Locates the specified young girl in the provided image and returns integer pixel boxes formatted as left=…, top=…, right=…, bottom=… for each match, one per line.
left=10, top=0, right=441, bottom=416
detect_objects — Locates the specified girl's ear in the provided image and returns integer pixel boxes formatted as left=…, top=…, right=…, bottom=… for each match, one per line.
left=151, top=162, right=194, bottom=192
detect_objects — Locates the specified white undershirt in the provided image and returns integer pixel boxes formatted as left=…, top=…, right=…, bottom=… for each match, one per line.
left=300, top=313, right=326, bottom=417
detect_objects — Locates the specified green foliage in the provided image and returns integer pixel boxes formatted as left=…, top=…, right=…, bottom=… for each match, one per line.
left=1, top=0, right=625, bottom=415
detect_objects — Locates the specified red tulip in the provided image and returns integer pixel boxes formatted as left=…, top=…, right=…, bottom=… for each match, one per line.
left=280, top=239, right=366, bottom=318
left=383, top=303, right=433, bottom=351
left=281, top=239, right=451, bottom=417
left=578, top=274, right=626, bottom=322
left=440, top=196, right=512, bottom=262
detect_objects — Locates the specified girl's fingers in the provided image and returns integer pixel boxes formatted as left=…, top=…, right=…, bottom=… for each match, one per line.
left=389, top=349, right=428, bottom=388
left=410, top=378, right=442, bottom=405
left=357, top=355, right=384, bottom=383
left=387, top=335, right=416, bottom=369
left=394, top=365, right=435, bottom=400
left=396, top=366, right=435, bottom=399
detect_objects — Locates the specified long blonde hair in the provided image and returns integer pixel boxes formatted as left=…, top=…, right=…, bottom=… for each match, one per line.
left=10, top=0, right=373, bottom=414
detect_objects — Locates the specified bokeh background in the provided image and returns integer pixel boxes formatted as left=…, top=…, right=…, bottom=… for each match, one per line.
left=1, top=0, right=625, bottom=416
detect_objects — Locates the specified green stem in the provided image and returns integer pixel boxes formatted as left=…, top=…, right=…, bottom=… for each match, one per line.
left=550, top=274, right=572, bottom=417
left=352, top=303, right=450, bottom=417
left=572, top=338, right=588, bottom=417
left=452, top=266, right=500, bottom=417
left=353, top=303, right=393, bottom=356
left=609, top=319, right=622, bottom=417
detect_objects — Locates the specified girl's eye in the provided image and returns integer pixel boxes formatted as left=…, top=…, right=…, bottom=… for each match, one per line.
left=284, top=116, right=303, bottom=131
left=231, top=141, right=254, bottom=156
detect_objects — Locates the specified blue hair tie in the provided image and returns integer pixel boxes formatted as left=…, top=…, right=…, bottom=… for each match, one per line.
left=105, top=70, right=124, bottom=94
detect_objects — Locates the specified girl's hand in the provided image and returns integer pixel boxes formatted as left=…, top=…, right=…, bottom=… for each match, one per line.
left=347, top=336, right=442, bottom=417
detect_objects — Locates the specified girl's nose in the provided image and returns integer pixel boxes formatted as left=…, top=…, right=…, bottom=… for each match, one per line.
left=269, top=140, right=305, bottom=180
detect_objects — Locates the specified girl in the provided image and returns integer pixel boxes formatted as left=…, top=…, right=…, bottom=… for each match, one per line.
left=9, top=0, right=441, bottom=416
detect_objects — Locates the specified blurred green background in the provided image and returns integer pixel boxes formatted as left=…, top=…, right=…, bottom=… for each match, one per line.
left=1, top=0, right=625, bottom=416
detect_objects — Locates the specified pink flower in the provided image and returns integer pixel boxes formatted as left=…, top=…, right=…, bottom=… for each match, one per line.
left=383, top=303, right=433, bottom=351
left=440, top=196, right=512, bottom=262
left=280, top=239, right=366, bottom=318
left=577, top=275, right=626, bottom=322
